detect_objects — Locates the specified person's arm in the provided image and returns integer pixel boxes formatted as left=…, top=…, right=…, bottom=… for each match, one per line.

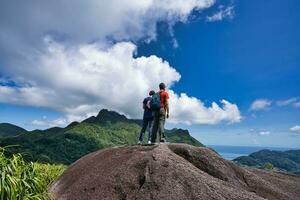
left=165, top=98, right=169, bottom=118
left=142, top=99, right=146, bottom=109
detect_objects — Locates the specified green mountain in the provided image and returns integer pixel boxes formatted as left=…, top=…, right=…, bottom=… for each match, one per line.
left=165, top=128, right=202, bottom=147
left=0, top=109, right=203, bottom=165
left=0, top=123, right=27, bottom=137
left=234, top=149, right=300, bottom=174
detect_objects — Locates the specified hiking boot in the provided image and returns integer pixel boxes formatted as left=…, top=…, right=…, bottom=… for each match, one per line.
left=148, top=141, right=151, bottom=145
left=138, top=141, right=142, bottom=145
left=160, top=138, right=166, bottom=143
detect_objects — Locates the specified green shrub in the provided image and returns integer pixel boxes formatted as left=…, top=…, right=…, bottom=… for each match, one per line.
left=34, top=163, right=65, bottom=190
left=0, top=147, right=65, bottom=200
left=263, top=162, right=274, bottom=170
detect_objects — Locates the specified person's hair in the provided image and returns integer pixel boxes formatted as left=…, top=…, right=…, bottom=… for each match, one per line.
left=149, top=90, right=155, bottom=96
left=159, top=82, right=166, bottom=90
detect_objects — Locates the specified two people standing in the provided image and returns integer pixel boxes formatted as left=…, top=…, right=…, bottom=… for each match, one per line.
left=138, top=83, right=169, bottom=145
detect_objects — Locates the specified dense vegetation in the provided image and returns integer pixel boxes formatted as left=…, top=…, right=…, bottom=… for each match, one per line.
left=0, top=109, right=203, bottom=165
left=0, top=147, right=64, bottom=200
left=234, top=149, right=300, bottom=174
left=0, top=121, right=141, bottom=165
left=165, top=128, right=203, bottom=147
left=0, top=123, right=27, bottom=137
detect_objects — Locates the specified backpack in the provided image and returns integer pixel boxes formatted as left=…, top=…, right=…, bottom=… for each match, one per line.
left=146, top=99, right=151, bottom=109
left=150, top=92, right=161, bottom=111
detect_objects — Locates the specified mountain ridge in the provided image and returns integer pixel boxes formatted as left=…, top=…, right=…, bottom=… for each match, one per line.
left=0, top=123, right=27, bottom=137
left=234, top=149, right=300, bottom=174
left=0, top=109, right=203, bottom=164
left=82, top=109, right=131, bottom=125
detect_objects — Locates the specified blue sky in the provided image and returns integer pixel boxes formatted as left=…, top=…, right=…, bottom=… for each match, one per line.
left=0, top=0, right=299, bottom=147
left=137, top=0, right=300, bottom=147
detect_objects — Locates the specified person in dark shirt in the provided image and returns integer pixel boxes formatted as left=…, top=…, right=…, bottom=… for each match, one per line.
left=138, top=90, right=155, bottom=144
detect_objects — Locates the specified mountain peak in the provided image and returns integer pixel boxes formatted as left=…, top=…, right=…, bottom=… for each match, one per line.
left=49, top=144, right=300, bottom=200
left=83, top=109, right=129, bottom=124
left=96, top=109, right=128, bottom=121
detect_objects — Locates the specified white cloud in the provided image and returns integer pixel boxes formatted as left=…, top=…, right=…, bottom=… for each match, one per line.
left=277, top=97, right=298, bottom=106
left=169, top=91, right=241, bottom=124
left=277, top=97, right=300, bottom=108
left=250, top=129, right=271, bottom=136
left=0, top=0, right=243, bottom=127
left=290, top=125, right=300, bottom=134
left=258, top=131, right=271, bottom=136
left=206, top=5, right=234, bottom=22
left=249, top=99, right=272, bottom=111
left=32, top=114, right=92, bottom=127
left=32, top=119, right=66, bottom=127
left=0, top=0, right=215, bottom=59
left=294, top=102, right=300, bottom=108
left=0, top=41, right=180, bottom=116
left=0, top=40, right=241, bottom=126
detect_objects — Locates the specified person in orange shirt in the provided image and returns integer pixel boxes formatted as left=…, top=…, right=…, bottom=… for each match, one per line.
left=151, top=82, right=169, bottom=143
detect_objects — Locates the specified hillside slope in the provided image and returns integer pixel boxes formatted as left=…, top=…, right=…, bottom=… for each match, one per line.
left=234, top=149, right=300, bottom=174
left=0, top=123, right=27, bottom=137
left=0, top=109, right=203, bottom=164
left=49, top=144, right=300, bottom=200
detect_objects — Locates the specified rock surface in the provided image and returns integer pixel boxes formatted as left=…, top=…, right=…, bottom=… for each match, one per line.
left=49, top=144, right=300, bottom=200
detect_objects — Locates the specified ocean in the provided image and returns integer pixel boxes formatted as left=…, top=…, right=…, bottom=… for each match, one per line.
left=208, top=145, right=296, bottom=160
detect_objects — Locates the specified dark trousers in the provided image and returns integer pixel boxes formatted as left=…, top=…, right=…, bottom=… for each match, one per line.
left=138, top=118, right=153, bottom=142
left=151, top=108, right=166, bottom=143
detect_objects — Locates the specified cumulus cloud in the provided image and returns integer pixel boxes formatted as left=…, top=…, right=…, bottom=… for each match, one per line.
left=0, top=39, right=241, bottom=126
left=169, top=91, right=241, bottom=124
left=0, top=41, right=180, bottom=116
left=0, top=0, right=242, bottom=127
left=290, top=125, right=300, bottom=134
left=206, top=5, right=234, bottom=22
left=250, top=99, right=272, bottom=111
left=0, top=0, right=215, bottom=58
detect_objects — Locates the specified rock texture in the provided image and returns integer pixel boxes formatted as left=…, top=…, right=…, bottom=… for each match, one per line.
left=49, top=144, right=300, bottom=200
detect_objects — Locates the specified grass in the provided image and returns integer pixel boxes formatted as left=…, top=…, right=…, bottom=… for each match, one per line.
left=0, top=147, right=65, bottom=200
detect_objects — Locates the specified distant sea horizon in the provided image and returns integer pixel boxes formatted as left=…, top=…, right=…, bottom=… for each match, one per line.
left=208, top=145, right=298, bottom=160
